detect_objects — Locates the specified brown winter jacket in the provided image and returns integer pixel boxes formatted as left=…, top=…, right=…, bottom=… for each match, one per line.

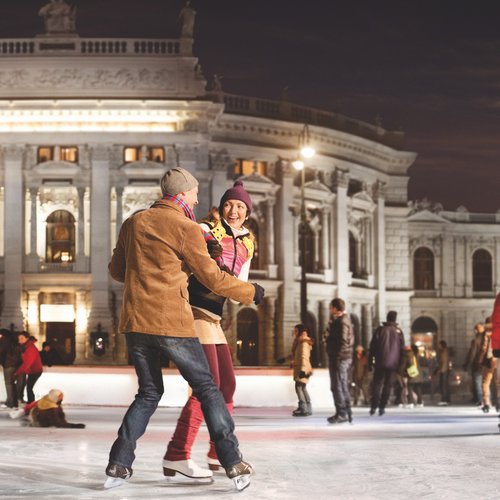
left=109, top=199, right=255, bottom=337
left=293, top=337, right=313, bottom=383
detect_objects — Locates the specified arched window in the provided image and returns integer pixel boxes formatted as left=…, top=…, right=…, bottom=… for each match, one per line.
left=413, top=247, right=434, bottom=290
left=46, top=210, right=75, bottom=263
left=473, top=249, right=492, bottom=291
left=245, top=218, right=262, bottom=270
left=349, top=231, right=358, bottom=277
left=236, top=308, right=259, bottom=366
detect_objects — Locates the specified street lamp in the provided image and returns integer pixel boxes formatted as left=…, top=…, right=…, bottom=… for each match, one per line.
left=292, top=124, right=315, bottom=327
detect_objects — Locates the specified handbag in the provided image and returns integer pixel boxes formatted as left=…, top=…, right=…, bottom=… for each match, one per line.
left=407, top=363, right=419, bottom=378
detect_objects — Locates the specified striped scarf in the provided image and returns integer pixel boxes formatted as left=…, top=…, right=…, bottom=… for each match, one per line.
left=163, top=193, right=196, bottom=222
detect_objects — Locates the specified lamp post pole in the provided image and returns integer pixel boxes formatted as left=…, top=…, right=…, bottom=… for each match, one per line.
left=293, top=124, right=315, bottom=328
left=299, top=165, right=308, bottom=327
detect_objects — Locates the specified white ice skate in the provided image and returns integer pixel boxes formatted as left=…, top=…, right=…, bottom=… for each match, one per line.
left=162, top=458, right=213, bottom=483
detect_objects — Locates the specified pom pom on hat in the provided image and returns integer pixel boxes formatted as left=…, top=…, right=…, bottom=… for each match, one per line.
left=219, top=180, right=253, bottom=214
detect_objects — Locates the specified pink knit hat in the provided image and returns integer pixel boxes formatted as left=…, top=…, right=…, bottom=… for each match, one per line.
left=219, top=181, right=253, bottom=214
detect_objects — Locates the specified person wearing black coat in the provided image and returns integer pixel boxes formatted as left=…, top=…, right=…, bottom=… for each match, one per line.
left=0, top=328, right=22, bottom=408
left=324, top=298, right=355, bottom=424
left=368, top=311, right=405, bottom=416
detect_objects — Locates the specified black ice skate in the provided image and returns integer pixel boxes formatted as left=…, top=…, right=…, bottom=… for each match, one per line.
left=225, top=460, right=253, bottom=491
left=104, top=463, right=133, bottom=489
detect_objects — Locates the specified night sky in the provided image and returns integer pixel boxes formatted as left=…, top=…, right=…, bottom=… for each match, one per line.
left=1, top=1, right=499, bottom=213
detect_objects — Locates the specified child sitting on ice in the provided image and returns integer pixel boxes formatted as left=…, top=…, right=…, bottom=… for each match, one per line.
left=9, top=388, right=85, bottom=428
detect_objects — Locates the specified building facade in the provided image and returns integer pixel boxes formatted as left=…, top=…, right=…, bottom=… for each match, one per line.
left=0, top=5, right=498, bottom=368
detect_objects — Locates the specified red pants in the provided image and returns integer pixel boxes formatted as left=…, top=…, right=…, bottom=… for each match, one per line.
left=165, top=343, right=235, bottom=461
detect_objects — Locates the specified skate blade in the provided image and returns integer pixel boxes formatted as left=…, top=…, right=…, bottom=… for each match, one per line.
left=164, top=475, right=213, bottom=485
left=232, top=475, right=251, bottom=491
left=103, top=476, right=127, bottom=489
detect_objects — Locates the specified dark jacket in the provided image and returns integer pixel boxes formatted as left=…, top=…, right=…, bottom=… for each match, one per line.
left=326, top=313, right=354, bottom=362
left=369, top=321, right=404, bottom=371
left=0, top=331, right=22, bottom=369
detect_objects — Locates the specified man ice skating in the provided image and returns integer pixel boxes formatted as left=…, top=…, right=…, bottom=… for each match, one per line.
left=325, top=298, right=354, bottom=424
left=104, top=167, right=264, bottom=491
left=368, top=310, right=404, bottom=416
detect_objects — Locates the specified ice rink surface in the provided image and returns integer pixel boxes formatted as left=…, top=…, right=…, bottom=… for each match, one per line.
left=0, top=405, right=498, bottom=500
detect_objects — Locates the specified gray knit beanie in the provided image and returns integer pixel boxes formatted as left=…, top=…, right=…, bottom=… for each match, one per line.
left=160, top=167, right=198, bottom=196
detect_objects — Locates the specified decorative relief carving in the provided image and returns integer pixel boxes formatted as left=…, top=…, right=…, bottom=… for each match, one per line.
left=332, top=168, right=349, bottom=189
left=209, top=149, right=232, bottom=172
left=408, top=198, right=444, bottom=215
left=123, top=191, right=160, bottom=216
left=409, top=235, right=442, bottom=255
left=39, top=187, right=77, bottom=208
left=372, top=180, right=387, bottom=200
left=0, top=68, right=176, bottom=90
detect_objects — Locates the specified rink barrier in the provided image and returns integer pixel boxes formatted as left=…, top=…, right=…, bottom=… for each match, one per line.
left=0, top=366, right=335, bottom=408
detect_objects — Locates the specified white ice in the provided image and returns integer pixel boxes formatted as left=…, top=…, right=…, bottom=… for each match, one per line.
left=0, top=405, right=498, bottom=499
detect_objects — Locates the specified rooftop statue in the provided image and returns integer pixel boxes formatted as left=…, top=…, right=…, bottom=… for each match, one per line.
left=178, top=0, right=196, bottom=38
left=39, top=0, right=76, bottom=35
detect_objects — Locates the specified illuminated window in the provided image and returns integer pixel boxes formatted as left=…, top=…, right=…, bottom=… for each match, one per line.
left=413, top=247, right=434, bottom=290
left=46, top=210, right=75, bottom=263
left=37, top=146, right=54, bottom=163
left=60, top=147, right=78, bottom=163
left=150, top=147, right=165, bottom=163
left=234, top=159, right=268, bottom=176
left=124, top=147, right=140, bottom=163
left=124, top=146, right=165, bottom=163
left=473, top=249, right=492, bottom=291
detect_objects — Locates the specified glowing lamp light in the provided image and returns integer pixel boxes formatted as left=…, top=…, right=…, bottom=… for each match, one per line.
left=300, top=145, right=316, bottom=159
left=292, top=159, right=304, bottom=171
left=60, top=251, right=70, bottom=263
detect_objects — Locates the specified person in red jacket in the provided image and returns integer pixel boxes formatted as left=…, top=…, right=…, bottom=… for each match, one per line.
left=491, top=294, right=500, bottom=356
left=15, top=331, right=43, bottom=403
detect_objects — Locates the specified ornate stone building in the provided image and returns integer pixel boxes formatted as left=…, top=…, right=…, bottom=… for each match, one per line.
left=0, top=4, right=497, bottom=368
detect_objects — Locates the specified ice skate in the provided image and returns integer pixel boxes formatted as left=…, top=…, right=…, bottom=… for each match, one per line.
left=162, top=458, right=213, bottom=480
left=225, top=460, right=253, bottom=491
left=9, top=408, right=25, bottom=419
left=207, top=456, right=222, bottom=472
left=104, top=464, right=132, bottom=489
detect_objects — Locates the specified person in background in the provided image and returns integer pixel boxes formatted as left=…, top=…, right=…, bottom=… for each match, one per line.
left=352, top=345, right=369, bottom=406
left=10, top=388, right=85, bottom=428
left=163, top=181, right=256, bottom=477
left=409, top=345, right=424, bottom=407
left=368, top=310, right=404, bottom=416
left=0, top=328, right=22, bottom=409
left=479, top=323, right=496, bottom=413
left=40, top=341, right=64, bottom=366
left=291, top=324, right=314, bottom=417
left=435, top=340, right=450, bottom=406
left=463, top=324, right=485, bottom=406
left=15, top=331, right=43, bottom=404
left=325, top=298, right=354, bottom=424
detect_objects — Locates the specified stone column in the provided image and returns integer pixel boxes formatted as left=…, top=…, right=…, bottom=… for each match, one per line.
left=320, top=205, right=331, bottom=271
left=265, top=199, right=278, bottom=278
left=75, top=186, right=86, bottom=272
left=361, top=303, right=373, bottom=348
left=333, top=169, right=349, bottom=299
left=27, top=290, right=40, bottom=339
left=464, top=239, right=472, bottom=297
left=115, top=186, right=124, bottom=242
left=87, top=145, right=112, bottom=361
left=276, top=160, right=299, bottom=360
left=373, top=180, right=386, bottom=323
left=74, top=290, right=88, bottom=364
left=29, top=187, right=38, bottom=257
left=1, top=146, right=25, bottom=329
left=262, top=296, right=276, bottom=365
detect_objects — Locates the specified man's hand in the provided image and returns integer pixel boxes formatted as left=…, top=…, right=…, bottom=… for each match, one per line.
left=206, top=239, right=223, bottom=259
left=252, top=283, right=265, bottom=305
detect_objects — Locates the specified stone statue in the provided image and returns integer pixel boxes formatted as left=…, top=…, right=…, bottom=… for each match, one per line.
left=39, top=0, right=76, bottom=35
left=212, top=74, right=223, bottom=92
left=178, top=1, right=196, bottom=38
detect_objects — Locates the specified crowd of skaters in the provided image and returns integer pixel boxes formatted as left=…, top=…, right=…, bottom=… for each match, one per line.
left=290, top=292, right=500, bottom=422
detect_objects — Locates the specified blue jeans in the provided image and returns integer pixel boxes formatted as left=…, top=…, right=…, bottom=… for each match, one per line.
left=108, top=333, right=241, bottom=469
left=329, top=357, right=352, bottom=418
